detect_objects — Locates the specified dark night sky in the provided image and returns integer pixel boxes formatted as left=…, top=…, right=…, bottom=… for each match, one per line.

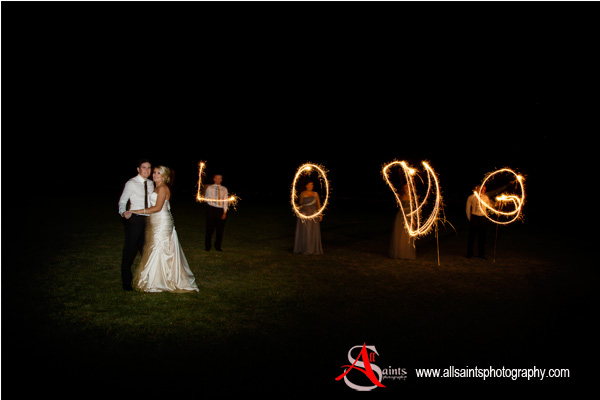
left=3, top=3, right=597, bottom=230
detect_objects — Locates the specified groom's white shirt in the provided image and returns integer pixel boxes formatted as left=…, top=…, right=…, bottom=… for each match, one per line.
left=118, top=174, right=154, bottom=216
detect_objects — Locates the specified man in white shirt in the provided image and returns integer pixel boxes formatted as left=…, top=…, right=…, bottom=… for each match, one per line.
left=118, top=159, right=154, bottom=290
left=466, top=185, right=491, bottom=259
left=204, top=174, right=228, bottom=251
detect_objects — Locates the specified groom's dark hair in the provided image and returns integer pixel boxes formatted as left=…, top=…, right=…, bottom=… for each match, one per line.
left=137, top=158, right=151, bottom=168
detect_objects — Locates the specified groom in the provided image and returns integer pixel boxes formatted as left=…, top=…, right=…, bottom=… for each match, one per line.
left=118, top=159, right=154, bottom=290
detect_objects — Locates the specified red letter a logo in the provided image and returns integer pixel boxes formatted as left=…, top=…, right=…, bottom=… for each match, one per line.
left=335, top=343, right=385, bottom=390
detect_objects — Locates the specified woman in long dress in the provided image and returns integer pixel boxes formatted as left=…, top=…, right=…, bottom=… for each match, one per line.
left=389, top=184, right=416, bottom=259
left=293, top=181, right=323, bottom=255
left=125, top=165, right=199, bottom=292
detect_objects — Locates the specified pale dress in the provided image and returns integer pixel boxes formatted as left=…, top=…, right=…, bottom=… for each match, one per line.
left=389, top=199, right=416, bottom=259
left=133, top=192, right=199, bottom=292
left=293, top=195, right=323, bottom=255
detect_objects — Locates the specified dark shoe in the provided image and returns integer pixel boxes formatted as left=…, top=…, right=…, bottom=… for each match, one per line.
left=123, top=285, right=133, bottom=291
left=215, top=248, right=223, bottom=252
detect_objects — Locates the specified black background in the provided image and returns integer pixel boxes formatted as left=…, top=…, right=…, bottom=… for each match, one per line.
left=5, top=2, right=595, bottom=212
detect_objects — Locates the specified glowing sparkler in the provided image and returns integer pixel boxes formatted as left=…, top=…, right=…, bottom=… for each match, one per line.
left=291, top=163, right=330, bottom=220
left=382, top=160, right=442, bottom=238
left=474, top=168, right=525, bottom=225
left=196, top=161, right=239, bottom=207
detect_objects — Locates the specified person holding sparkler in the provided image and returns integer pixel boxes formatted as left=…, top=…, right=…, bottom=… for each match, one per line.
left=466, top=185, right=492, bottom=259
left=204, top=174, right=229, bottom=251
left=466, top=174, right=523, bottom=260
left=293, top=179, right=324, bottom=255
left=390, top=184, right=416, bottom=259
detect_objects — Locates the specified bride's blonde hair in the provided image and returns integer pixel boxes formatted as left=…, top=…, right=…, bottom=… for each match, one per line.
left=154, top=165, right=172, bottom=185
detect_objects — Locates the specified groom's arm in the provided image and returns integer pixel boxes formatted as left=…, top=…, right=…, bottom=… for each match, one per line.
left=118, top=180, right=134, bottom=217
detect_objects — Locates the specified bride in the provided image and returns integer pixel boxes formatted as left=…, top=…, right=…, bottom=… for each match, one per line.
left=125, top=165, right=199, bottom=293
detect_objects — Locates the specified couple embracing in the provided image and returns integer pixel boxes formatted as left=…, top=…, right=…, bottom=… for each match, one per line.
left=118, top=159, right=199, bottom=293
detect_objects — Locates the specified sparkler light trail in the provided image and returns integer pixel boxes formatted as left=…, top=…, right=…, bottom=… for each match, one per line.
left=382, top=160, right=442, bottom=238
left=195, top=161, right=239, bottom=207
left=474, top=168, right=525, bottom=225
left=291, top=162, right=330, bottom=220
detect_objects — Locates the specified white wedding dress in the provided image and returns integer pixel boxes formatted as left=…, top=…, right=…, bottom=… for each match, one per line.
left=133, top=192, right=199, bottom=293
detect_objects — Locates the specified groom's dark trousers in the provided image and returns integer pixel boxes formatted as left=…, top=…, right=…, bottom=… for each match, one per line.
left=121, top=214, right=147, bottom=288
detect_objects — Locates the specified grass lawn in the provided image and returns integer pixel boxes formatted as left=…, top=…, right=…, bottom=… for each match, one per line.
left=4, top=195, right=594, bottom=394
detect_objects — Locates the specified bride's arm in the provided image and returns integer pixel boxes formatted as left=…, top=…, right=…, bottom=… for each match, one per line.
left=129, top=186, right=169, bottom=215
